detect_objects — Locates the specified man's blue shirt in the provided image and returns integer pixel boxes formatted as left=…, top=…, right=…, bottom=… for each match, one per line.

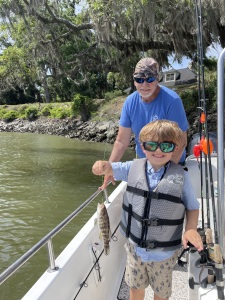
left=119, top=86, right=188, bottom=162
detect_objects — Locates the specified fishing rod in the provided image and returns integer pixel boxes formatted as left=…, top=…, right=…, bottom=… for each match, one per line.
left=194, top=0, right=210, bottom=231
left=193, top=0, right=224, bottom=299
left=194, top=0, right=205, bottom=230
left=194, top=0, right=218, bottom=240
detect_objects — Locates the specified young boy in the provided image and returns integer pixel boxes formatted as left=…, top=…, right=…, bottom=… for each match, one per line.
left=92, top=120, right=203, bottom=300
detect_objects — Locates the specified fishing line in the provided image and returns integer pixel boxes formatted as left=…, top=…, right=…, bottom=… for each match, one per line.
left=73, top=222, right=120, bottom=299
left=102, top=141, right=108, bottom=181
left=97, top=133, right=109, bottom=203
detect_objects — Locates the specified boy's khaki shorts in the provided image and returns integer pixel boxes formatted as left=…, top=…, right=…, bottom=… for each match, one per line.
left=124, top=241, right=179, bottom=299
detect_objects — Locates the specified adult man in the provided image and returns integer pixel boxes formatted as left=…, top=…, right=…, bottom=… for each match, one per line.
left=102, top=57, right=188, bottom=188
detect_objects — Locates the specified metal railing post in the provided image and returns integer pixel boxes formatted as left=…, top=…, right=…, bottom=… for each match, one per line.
left=47, top=239, right=58, bottom=272
left=103, top=188, right=109, bottom=203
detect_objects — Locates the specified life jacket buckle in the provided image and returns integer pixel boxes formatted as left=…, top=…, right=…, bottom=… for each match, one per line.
left=146, top=241, right=156, bottom=249
left=142, top=218, right=159, bottom=226
left=139, top=240, right=156, bottom=249
left=150, top=218, right=159, bottom=226
left=151, top=191, right=159, bottom=199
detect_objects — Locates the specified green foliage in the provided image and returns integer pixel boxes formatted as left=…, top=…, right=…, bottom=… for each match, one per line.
left=177, top=61, right=217, bottom=112
left=16, top=104, right=28, bottom=118
left=107, top=72, right=126, bottom=92
left=0, top=103, right=74, bottom=120
left=39, top=103, right=71, bottom=118
left=17, top=104, right=28, bottom=113
left=0, top=43, right=37, bottom=103
left=41, top=104, right=53, bottom=116
left=104, top=90, right=123, bottom=101
left=107, top=72, right=116, bottom=90
left=203, top=57, right=217, bottom=71
left=49, top=107, right=71, bottom=119
left=25, top=106, right=38, bottom=120
left=204, top=69, right=217, bottom=108
left=0, top=98, right=6, bottom=105
left=2, top=110, right=19, bottom=122
left=179, top=88, right=198, bottom=111
left=0, top=108, right=8, bottom=118
left=77, top=72, right=108, bottom=99
left=71, top=94, right=96, bottom=121
left=114, top=73, right=127, bottom=92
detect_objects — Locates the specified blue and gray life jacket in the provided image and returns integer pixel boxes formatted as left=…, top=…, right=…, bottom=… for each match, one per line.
left=120, top=158, right=186, bottom=251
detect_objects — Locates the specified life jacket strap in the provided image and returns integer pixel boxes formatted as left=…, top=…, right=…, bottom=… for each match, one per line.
left=120, top=222, right=181, bottom=249
left=141, top=217, right=184, bottom=226
left=126, top=185, right=182, bottom=204
left=122, top=203, right=184, bottom=226
left=139, top=238, right=182, bottom=250
left=126, top=204, right=132, bottom=238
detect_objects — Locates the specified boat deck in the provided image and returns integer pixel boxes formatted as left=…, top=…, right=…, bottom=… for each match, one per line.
left=118, top=263, right=188, bottom=300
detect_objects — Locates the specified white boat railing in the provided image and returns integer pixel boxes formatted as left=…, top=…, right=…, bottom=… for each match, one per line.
left=0, top=186, right=110, bottom=285
left=217, top=48, right=225, bottom=259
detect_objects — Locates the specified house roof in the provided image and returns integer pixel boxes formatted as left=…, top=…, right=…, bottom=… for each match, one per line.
left=159, top=67, right=197, bottom=88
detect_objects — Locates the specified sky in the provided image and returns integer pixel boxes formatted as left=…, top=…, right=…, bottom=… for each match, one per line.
left=168, top=42, right=223, bottom=70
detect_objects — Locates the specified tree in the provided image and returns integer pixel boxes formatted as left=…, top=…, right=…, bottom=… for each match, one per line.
left=71, top=93, right=95, bottom=121
left=0, top=0, right=224, bottom=104
left=1, top=1, right=224, bottom=66
left=107, top=72, right=126, bottom=93
left=0, top=0, right=104, bottom=102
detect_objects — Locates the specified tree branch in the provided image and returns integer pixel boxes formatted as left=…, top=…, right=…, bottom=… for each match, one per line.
left=22, top=0, right=94, bottom=32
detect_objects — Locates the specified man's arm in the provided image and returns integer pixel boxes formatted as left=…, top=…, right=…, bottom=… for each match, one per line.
left=109, top=126, right=132, bottom=162
left=172, top=130, right=187, bottom=163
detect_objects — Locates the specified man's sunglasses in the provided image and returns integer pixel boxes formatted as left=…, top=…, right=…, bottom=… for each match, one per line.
left=134, top=77, right=156, bottom=84
left=142, top=141, right=176, bottom=153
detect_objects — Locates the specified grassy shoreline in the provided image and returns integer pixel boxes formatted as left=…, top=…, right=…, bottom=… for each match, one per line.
left=0, top=96, right=127, bottom=122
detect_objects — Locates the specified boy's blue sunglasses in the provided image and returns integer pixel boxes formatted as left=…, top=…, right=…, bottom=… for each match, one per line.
left=134, top=77, right=156, bottom=84
left=142, top=141, right=175, bottom=153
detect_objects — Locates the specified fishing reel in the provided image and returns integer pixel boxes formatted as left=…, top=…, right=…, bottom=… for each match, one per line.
left=188, top=246, right=216, bottom=289
left=178, top=228, right=217, bottom=289
left=189, top=269, right=215, bottom=290
left=177, top=229, right=207, bottom=268
left=188, top=240, right=225, bottom=292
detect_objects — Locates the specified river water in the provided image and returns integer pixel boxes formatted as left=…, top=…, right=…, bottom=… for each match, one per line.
left=0, top=132, right=135, bottom=300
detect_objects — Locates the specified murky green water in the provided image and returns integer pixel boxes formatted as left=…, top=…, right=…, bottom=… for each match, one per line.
left=0, top=132, right=135, bottom=300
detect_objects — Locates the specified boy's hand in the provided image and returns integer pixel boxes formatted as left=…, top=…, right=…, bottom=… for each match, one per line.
left=92, top=161, right=114, bottom=190
left=99, top=174, right=115, bottom=190
left=92, top=160, right=106, bottom=175
left=183, top=229, right=203, bottom=251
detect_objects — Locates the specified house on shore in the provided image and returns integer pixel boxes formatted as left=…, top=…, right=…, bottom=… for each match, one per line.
left=159, top=67, right=197, bottom=90
left=123, top=66, right=197, bottom=94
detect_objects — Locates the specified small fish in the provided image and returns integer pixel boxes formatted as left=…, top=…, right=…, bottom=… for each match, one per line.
left=96, top=203, right=111, bottom=255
